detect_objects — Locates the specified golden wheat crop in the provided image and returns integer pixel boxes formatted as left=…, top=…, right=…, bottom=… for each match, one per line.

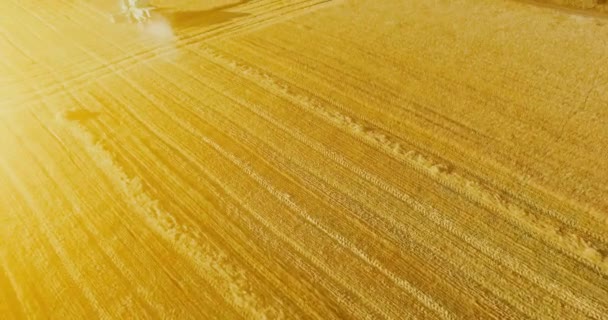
left=1, top=0, right=607, bottom=318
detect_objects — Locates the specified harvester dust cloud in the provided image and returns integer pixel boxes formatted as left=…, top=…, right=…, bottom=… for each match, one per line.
left=112, top=0, right=176, bottom=52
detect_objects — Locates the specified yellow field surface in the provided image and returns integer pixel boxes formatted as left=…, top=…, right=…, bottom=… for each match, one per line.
left=1, top=0, right=608, bottom=318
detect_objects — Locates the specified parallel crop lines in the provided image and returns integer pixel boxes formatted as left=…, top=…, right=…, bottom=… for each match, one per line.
left=1, top=0, right=608, bottom=319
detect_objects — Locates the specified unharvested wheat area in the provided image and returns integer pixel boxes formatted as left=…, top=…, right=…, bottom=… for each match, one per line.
left=1, top=0, right=608, bottom=319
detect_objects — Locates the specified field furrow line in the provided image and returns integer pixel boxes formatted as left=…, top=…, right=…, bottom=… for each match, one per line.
left=3, top=116, right=181, bottom=317
left=145, top=81, right=536, bottom=318
left=190, top=44, right=608, bottom=275
left=204, top=131, right=454, bottom=320
left=113, top=68, right=452, bottom=318
left=234, top=27, right=608, bottom=241
left=73, top=25, right=604, bottom=316
left=25, top=92, right=240, bottom=318
left=95, top=134, right=340, bottom=318
left=3, top=0, right=607, bottom=317
left=58, top=115, right=274, bottom=320
left=239, top=16, right=608, bottom=228
left=241, top=97, right=608, bottom=318
left=0, top=253, right=27, bottom=318
left=0, top=130, right=112, bottom=319
left=94, top=122, right=389, bottom=319
left=120, top=46, right=608, bottom=317
left=24, top=111, right=176, bottom=319
left=122, top=57, right=564, bottom=318
left=172, top=90, right=564, bottom=318
left=1, top=0, right=340, bottom=107
left=65, top=93, right=321, bottom=318
left=9, top=72, right=259, bottom=318
left=86, top=74, right=418, bottom=319
left=199, top=82, right=606, bottom=317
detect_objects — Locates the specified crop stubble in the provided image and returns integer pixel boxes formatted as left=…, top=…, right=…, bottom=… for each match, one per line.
left=1, top=0, right=608, bottom=318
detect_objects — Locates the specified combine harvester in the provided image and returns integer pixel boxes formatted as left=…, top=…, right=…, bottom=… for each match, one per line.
left=112, top=0, right=155, bottom=23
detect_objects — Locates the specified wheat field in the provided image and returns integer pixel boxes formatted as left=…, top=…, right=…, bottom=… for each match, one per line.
left=1, top=0, right=608, bottom=319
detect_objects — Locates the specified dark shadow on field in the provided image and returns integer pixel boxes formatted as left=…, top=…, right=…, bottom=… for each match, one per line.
left=157, top=0, right=252, bottom=32
left=63, top=109, right=100, bottom=122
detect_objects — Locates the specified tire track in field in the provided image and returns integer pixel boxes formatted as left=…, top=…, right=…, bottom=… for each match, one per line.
left=32, top=7, right=447, bottom=318
left=203, top=131, right=454, bottom=320
left=100, top=48, right=608, bottom=318
left=0, top=247, right=27, bottom=319
left=233, top=32, right=608, bottom=248
left=233, top=33, right=608, bottom=229
left=189, top=44, right=608, bottom=276
left=116, top=63, right=537, bottom=318
left=0, top=127, right=113, bottom=319
left=1, top=0, right=341, bottom=107
left=79, top=118, right=357, bottom=319
left=56, top=113, right=280, bottom=320
left=24, top=110, right=195, bottom=320
left=171, top=45, right=608, bottom=318
left=0, top=36, right=225, bottom=319
left=100, top=33, right=608, bottom=316
left=4, top=0, right=608, bottom=318
left=5, top=111, right=210, bottom=317
left=1, top=12, right=271, bottom=315
left=0, top=7, right=302, bottom=317
left=0, top=169, right=57, bottom=316
left=76, top=91, right=390, bottom=319
left=84, top=71, right=422, bottom=319
left=98, top=50, right=600, bottom=318
left=100, top=66, right=455, bottom=318
left=145, top=66, right=568, bottom=318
